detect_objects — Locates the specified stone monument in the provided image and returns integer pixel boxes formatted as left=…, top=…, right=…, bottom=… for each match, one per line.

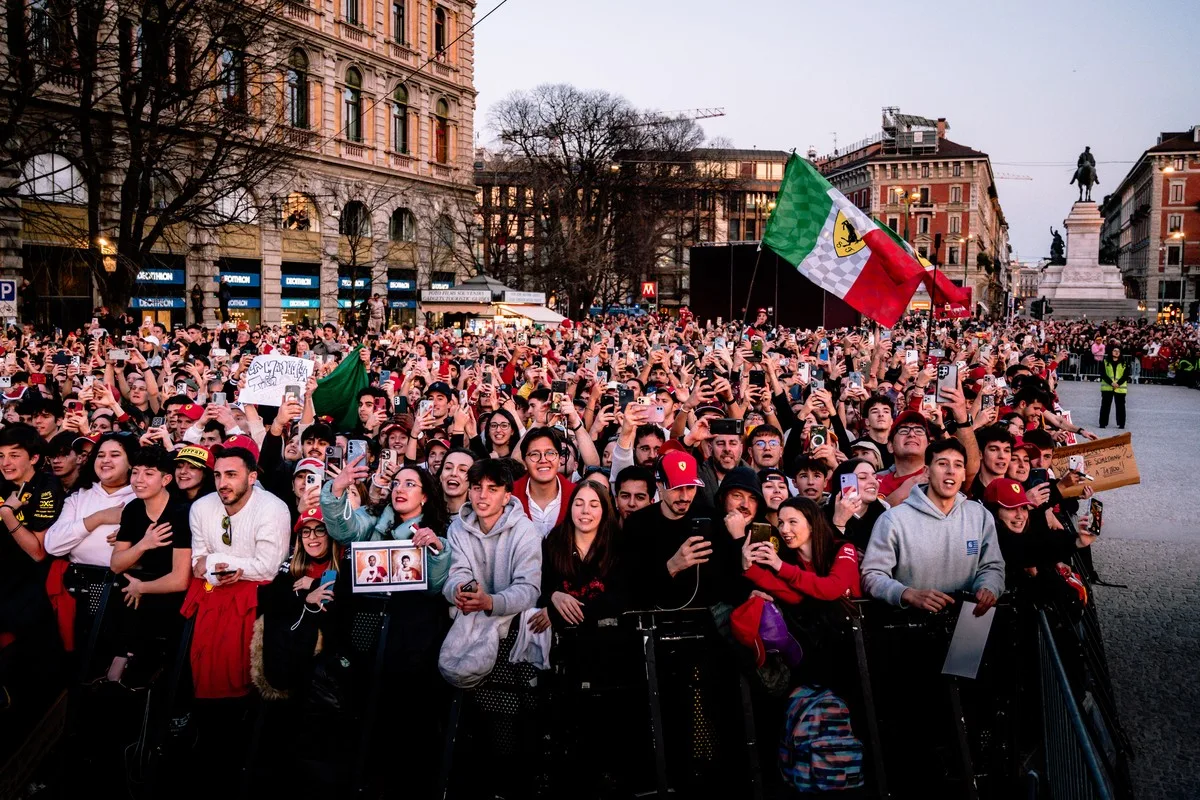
left=1037, top=148, right=1138, bottom=319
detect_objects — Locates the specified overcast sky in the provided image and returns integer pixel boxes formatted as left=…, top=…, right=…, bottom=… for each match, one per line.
left=472, top=0, right=1199, bottom=261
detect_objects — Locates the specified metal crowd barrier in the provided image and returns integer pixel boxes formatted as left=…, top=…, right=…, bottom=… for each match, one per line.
left=1058, top=352, right=1178, bottom=385
left=1037, top=609, right=1115, bottom=800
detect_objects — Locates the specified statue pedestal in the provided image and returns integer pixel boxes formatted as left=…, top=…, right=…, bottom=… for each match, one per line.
left=1039, top=202, right=1138, bottom=319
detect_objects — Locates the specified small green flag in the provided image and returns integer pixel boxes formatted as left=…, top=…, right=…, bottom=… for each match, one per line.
left=311, top=346, right=368, bottom=431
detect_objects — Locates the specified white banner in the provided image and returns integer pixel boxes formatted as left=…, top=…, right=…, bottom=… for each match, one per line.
left=239, top=354, right=315, bottom=407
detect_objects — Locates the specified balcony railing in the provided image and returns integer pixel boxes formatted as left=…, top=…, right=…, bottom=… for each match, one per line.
left=431, top=163, right=453, bottom=179
left=284, top=0, right=312, bottom=22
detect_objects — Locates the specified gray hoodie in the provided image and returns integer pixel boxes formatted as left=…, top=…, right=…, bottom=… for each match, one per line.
left=442, top=497, right=542, bottom=618
left=860, top=486, right=1005, bottom=607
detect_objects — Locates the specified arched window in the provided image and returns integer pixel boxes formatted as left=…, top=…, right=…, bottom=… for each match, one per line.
left=436, top=214, right=455, bottom=250
left=392, top=85, right=409, bottom=155
left=392, top=1, right=406, bottom=43
left=434, top=98, right=449, bottom=164
left=389, top=208, right=415, bottom=242
left=19, top=154, right=86, bottom=204
left=216, top=187, right=258, bottom=224
left=434, top=7, right=447, bottom=54
left=286, top=49, right=309, bottom=129
left=219, top=27, right=246, bottom=111
left=340, top=201, right=371, bottom=237
left=283, top=192, right=319, bottom=232
left=344, top=67, right=363, bottom=142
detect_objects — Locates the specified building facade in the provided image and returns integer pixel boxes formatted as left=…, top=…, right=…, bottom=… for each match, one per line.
left=816, top=109, right=1011, bottom=314
left=1100, top=126, right=1200, bottom=319
left=5, top=0, right=477, bottom=330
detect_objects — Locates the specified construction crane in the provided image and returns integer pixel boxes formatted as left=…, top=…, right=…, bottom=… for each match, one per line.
left=996, top=172, right=1033, bottom=181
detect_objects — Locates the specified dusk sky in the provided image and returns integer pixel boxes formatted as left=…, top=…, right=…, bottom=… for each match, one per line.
left=473, top=0, right=1200, bottom=262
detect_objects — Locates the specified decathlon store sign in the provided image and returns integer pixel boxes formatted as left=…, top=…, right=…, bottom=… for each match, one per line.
left=282, top=275, right=319, bottom=289
left=136, top=269, right=185, bottom=284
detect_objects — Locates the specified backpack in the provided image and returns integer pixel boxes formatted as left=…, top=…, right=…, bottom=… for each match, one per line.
left=779, top=685, right=865, bottom=793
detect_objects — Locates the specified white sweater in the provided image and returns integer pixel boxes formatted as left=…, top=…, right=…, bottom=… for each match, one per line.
left=189, top=486, right=290, bottom=583
left=45, top=483, right=137, bottom=567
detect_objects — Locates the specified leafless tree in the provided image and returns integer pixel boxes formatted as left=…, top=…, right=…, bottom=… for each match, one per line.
left=486, top=84, right=722, bottom=319
left=4, top=0, right=304, bottom=313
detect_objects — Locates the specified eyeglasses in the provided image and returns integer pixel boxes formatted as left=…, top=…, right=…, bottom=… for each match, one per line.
left=221, top=515, right=232, bottom=546
left=895, top=426, right=927, bottom=437
left=526, top=450, right=560, bottom=463
left=392, top=479, right=421, bottom=490
left=753, top=439, right=782, bottom=449
left=488, top=422, right=512, bottom=430
left=300, top=525, right=327, bottom=539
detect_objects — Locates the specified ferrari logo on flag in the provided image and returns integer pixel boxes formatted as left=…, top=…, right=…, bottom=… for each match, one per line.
left=833, top=212, right=866, bottom=258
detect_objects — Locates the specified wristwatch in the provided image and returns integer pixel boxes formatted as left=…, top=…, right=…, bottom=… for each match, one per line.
left=943, top=413, right=973, bottom=434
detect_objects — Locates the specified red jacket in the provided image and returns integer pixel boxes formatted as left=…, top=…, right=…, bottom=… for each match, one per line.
left=745, top=542, right=861, bottom=604
left=512, top=473, right=575, bottom=530
left=181, top=577, right=265, bottom=699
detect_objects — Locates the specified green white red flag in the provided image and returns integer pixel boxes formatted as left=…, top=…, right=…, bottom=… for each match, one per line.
left=762, top=153, right=970, bottom=326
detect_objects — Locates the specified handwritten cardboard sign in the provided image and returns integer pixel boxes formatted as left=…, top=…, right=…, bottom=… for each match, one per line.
left=239, top=354, right=314, bottom=407
left=1049, top=432, right=1139, bottom=498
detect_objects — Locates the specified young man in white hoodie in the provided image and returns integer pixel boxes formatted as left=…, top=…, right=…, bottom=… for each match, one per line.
left=861, top=438, right=1004, bottom=617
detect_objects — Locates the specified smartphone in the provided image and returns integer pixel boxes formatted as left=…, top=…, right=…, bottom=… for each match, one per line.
left=374, top=396, right=389, bottom=412
left=817, top=339, right=830, bottom=362
left=809, top=425, right=829, bottom=450
left=921, top=391, right=937, bottom=412
left=930, top=347, right=946, bottom=361
left=304, top=471, right=320, bottom=489
left=211, top=348, right=228, bottom=358
left=812, top=378, right=825, bottom=391
left=848, top=371, right=864, bottom=390
left=325, top=445, right=344, bottom=472
left=1027, top=468, right=1050, bottom=489
left=1068, top=455, right=1085, bottom=473
left=646, top=403, right=666, bottom=423
left=550, top=392, right=564, bottom=414
left=212, top=391, right=227, bottom=406
left=462, top=579, right=479, bottom=594
left=393, top=395, right=409, bottom=415
left=30, top=373, right=46, bottom=385
left=690, top=517, right=712, bottom=547
left=213, top=570, right=238, bottom=578
left=798, top=363, right=811, bottom=383
left=710, top=417, right=744, bottom=437
left=1087, top=499, right=1103, bottom=535
left=749, top=522, right=776, bottom=550
left=981, top=394, right=996, bottom=411
left=749, top=339, right=763, bottom=362
left=319, top=569, right=338, bottom=605
left=617, top=386, right=634, bottom=411
left=380, top=448, right=398, bottom=472
left=71, top=355, right=81, bottom=369
left=347, top=439, right=368, bottom=466
left=0, top=377, right=10, bottom=389
left=714, top=336, right=727, bottom=349
left=880, top=329, right=891, bottom=341
left=109, top=348, right=129, bottom=363
left=596, top=370, right=609, bottom=384
left=748, top=370, right=766, bottom=388
left=65, top=400, right=83, bottom=414
left=418, top=399, right=434, bottom=417
left=51, top=351, right=71, bottom=366
left=839, top=473, right=859, bottom=498
left=936, top=363, right=958, bottom=404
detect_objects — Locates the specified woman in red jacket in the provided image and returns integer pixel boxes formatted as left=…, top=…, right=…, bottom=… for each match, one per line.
left=740, top=496, right=861, bottom=604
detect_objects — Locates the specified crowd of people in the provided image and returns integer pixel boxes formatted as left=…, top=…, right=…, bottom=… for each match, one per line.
left=0, top=303, right=1149, bottom=796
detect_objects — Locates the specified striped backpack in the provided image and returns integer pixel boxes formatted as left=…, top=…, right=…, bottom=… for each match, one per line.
left=779, top=685, right=865, bottom=793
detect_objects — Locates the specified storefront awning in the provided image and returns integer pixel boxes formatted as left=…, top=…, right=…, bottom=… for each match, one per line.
left=419, top=302, right=495, bottom=315
left=498, top=304, right=566, bottom=325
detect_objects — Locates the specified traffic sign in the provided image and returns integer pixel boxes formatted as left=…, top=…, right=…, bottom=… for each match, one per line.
left=0, top=279, right=15, bottom=319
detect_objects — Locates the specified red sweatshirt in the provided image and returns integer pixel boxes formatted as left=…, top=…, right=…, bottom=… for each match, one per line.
left=745, top=542, right=861, bottom=604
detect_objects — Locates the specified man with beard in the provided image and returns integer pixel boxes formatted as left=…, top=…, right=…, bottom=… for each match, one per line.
left=185, top=447, right=290, bottom=699
left=626, top=452, right=744, bottom=610
left=715, top=466, right=767, bottom=544
left=439, top=448, right=476, bottom=515
left=688, top=414, right=745, bottom=509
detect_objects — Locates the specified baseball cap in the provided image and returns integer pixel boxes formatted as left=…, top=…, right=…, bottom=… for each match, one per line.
left=179, top=403, right=205, bottom=422
left=849, top=438, right=883, bottom=460
left=175, top=444, right=215, bottom=470
left=426, top=381, right=454, bottom=399
left=983, top=479, right=1034, bottom=509
left=220, top=434, right=260, bottom=463
left=294, top=457, right=325, bottom=475
left=293, top=506, right=326, bottom=534
left=889, top=410, right=931, bottom=442
left=658, top=439, right=687, bottom=458
left=658, top=451, right=705, bottom=490
left=142, top=335, right=161, bottom=347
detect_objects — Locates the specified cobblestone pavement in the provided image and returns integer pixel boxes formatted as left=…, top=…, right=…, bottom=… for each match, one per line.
left=1055, top=381, right=1200, bottom=799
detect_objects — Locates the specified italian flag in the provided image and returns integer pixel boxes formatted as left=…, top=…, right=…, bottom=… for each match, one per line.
left=762, top=153, right=964, bottom=327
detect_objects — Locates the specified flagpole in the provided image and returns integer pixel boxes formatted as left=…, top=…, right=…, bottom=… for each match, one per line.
left=742, top=245, right=764, bottom=325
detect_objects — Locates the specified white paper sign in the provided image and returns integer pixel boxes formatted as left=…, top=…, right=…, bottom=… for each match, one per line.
left=239, top=354, right=315, bottom=407
left=941, top=601, right=996, bottom=680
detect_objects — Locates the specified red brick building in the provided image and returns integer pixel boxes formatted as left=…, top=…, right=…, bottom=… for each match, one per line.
left=1101, top=126, right=1200, bottom=319
left=815, top=109, right=1010, bottom=314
